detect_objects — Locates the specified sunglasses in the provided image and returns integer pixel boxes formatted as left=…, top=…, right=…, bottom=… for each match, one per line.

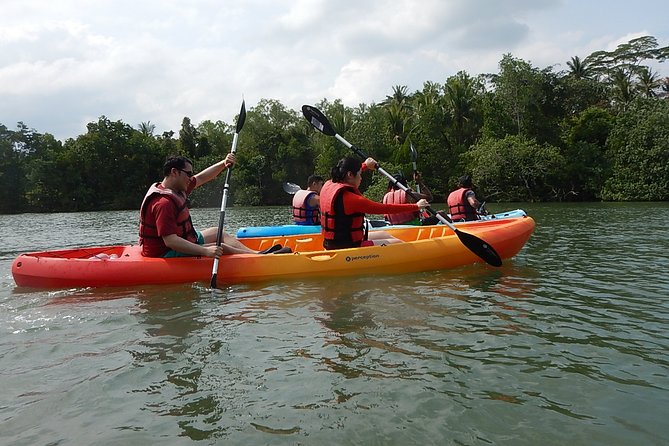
left=177, top=168, right=195, bottom=178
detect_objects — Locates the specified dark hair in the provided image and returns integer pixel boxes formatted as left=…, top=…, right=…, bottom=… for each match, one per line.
left=163, top=155, right=193, bottom=177
left=388, top=172, right=407, bottom=190
left=307, top=175, right=324, bottom=186
left=330, top=157, right=361, bottom=183
left=458, top=175, right=473, bottom=188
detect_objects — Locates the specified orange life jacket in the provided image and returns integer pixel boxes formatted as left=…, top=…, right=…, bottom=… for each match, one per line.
left=382, top=189, right=418, bottom=224
left=292, top=189, right=320, bottom=225
left=447, top=187, right=478, bottom=221
left=319, top=181, right=366, bottom=250
left=139, top=183, right=198, bottom=246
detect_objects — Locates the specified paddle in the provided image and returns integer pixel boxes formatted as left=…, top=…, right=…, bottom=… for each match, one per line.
left=301, top=105, right=502, bottom=267
left=210, top=100, right=247, bottom=288
left=409, top=140, right=430, bottom=222
left=409, top=141, right=420, bottom=194
left=282, top=182, right=302, bottom=195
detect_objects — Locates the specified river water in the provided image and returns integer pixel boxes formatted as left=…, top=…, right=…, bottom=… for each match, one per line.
left=0, top=203, right=667, bottom=445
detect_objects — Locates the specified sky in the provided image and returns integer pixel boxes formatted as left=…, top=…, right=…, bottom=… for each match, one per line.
left=1, top=0, right=668, bottom=141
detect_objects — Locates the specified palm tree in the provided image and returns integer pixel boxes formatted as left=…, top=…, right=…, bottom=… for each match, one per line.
left=330, top=110, right=354, bottom=136
left=382, top=85, right=414, bottom=145
left=413, top=81, right=442, bottom=115
left=636, top=67, right=661, bottom=98
left=443, top=72, right=483, bottom=149
left=385, top=101, right=413, bottom=144
left=138, top=121, right=155, bottom=137
left=567, top=56, right=593, bottom=79
left=610, top=70, right=636, bottom=111
left=383, top=85, right=411, bottom=107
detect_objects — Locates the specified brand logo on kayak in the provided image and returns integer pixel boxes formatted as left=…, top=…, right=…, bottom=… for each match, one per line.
left=345, top=254, right=380, bottom=262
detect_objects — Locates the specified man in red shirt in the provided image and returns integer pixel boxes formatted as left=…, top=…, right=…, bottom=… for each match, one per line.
left=139, top=154, right=288, bottom=257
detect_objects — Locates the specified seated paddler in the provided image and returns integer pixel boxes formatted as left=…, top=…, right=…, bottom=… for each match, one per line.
left=320, top=156, right=429, bottom=250
left=292, top=174, right=324, bottom=225
left=139, top=154, right=290, bottom=258
left=382, top=171, right=433, bottom=225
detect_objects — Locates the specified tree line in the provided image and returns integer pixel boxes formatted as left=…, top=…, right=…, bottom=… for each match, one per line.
left=1, top=36, right=668, bottom=215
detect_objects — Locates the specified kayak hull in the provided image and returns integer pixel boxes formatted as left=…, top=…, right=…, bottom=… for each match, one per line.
left=236, top=209, right=527, bottom=238
left=12, top=216, right=535, bottom=289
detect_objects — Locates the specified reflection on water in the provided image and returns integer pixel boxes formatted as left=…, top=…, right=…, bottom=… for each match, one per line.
left=1, top=203, right=668, bottom=445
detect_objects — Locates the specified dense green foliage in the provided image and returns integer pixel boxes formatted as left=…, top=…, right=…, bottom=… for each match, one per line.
left=602, top=99, right=669, bottom=200
left=2, top=36, right=668, bottom=214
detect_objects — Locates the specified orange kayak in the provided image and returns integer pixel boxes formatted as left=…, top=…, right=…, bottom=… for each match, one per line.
left=12, top=216, right=535, bottom=289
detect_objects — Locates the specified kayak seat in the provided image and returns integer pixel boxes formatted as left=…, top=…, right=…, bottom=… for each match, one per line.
left=293, top=238, right=314, bottom=252
left=414, top=226, right=449, bottom=241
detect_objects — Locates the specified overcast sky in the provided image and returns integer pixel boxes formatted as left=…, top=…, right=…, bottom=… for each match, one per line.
left=1, top=0, right=667, bottom=141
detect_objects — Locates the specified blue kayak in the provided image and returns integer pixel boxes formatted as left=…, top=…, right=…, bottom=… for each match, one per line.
left=236, top=209, right=527, bottom=238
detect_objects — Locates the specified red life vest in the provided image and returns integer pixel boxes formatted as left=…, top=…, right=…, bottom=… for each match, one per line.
left=382, top=189, right=418, bottom=224
left=319, top=181, right=366, bottom=250
left=292, top=189, right=320, bottom=225
left=139, top=183, right=198, bottom=251
left=447, top=187, right=478, bottom=221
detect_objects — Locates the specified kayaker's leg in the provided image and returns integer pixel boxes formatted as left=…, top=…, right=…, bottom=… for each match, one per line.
left=199, top=227, right=270, bottom=254
left=367, top=231, right=403, bottom=246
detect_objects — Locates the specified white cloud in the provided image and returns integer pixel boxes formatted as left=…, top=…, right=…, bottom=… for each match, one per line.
left=330, top=57, right=399, bottom=105
left=1, top=0, right=668, bottom=140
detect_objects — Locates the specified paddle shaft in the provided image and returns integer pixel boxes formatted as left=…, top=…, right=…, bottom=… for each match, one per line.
left=210, top=133, right=238, bottom=288
left=410, top=143, right=421, bottom=194
left=214, top=134, right=239, bottom=247
left=412, top=161, right=421, bottom=194
left=211, top=101, right=246, bottom=288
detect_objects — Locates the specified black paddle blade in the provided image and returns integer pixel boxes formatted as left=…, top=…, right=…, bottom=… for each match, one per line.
left=454, top=229, right=503, bottom=267
left=302, top=105, right=336, bottom=136
left=236, top=100, right=247, bottom=133
left=210, top=273, right=218, bottom=289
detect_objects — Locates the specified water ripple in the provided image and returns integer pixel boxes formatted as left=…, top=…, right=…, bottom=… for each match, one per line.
left=1, top=204, right=669, bottom=445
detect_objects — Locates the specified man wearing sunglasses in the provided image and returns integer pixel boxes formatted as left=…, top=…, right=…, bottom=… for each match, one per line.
left=139, top=154, right=289, bottom=257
